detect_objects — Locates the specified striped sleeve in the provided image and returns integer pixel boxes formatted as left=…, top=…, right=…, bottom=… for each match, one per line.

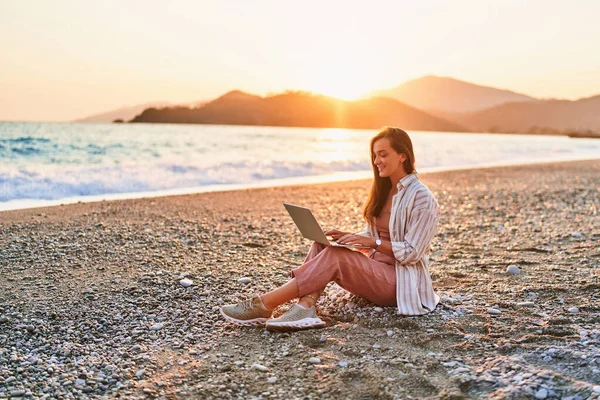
left=356, top=221, right=373, bottom=238
left=391, top=196, right=439, bottom=265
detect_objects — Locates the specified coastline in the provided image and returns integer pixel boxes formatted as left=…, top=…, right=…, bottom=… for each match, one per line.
left=2, top=155, right=599, bottom=213
left=1, top=159, right=599, bottom=399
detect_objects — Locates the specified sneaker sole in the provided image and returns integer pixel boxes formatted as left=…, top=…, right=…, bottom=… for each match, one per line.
left=220, top=309, right=270, bottom=326
left=266, top=317, right=326, bottom=332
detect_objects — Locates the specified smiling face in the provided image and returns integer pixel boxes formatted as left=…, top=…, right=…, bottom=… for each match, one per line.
left=372, top=137, right=407, bottom=180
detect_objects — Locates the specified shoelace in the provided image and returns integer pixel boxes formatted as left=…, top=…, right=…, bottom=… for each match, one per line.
left=240, top=298, right=256, bottom=312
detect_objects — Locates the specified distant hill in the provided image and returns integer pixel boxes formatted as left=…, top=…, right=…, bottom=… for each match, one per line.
left=76, top=102, right=172, bottom=123
left=449, top=95, right=600, bottom=134
left=129, top=90, right=468, bottom=132
left=75, top=100, right=206, bottom=123
left=371, top=75, right=537, bottom=113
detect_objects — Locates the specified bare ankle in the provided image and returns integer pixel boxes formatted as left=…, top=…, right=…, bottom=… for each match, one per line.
left=259, top=295, right=275, bottom=311
left=298, top=294, right=318, bottom=309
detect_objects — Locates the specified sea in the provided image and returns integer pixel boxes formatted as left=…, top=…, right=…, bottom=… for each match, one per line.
left=1, top=122, right=600, bottom=212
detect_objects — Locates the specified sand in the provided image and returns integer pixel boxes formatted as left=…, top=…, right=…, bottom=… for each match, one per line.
left=0, top=159, right=599, bottom=399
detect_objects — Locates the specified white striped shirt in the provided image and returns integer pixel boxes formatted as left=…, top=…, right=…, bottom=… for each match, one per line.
left=360, top=173, right=440, bottom=315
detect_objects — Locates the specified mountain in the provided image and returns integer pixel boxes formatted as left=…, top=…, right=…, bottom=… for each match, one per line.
left=75, top=102, right=172, bottom=123
left=75, top=100, right=206, bottom=123
left=371, top=75, right=537, bottom=113
left=129, top=90, right=468, bottom=132
left=449, top=95, right=600, bottom=134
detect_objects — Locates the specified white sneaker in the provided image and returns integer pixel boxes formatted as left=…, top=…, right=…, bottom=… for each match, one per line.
left=265, top=304, right=326, bottom=332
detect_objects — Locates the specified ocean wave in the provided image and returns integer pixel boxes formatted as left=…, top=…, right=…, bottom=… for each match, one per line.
left=0, top=160, right=371, bottom=202
left=0, top=136, right=51, bottom=144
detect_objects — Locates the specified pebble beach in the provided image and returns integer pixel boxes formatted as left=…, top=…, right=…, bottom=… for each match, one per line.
left=1, top=159, right=599, bottom=399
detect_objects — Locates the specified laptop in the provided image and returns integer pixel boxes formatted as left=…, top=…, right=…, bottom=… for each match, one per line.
left=283, top=203, right=370, bottom=249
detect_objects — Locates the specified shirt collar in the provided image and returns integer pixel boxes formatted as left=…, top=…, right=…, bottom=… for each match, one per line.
left=396, top=172, right=418, bottom=190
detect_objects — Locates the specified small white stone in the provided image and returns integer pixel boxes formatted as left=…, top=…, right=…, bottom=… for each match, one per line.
left=571, top=231, right=584, bottom=238
left=372, top=344, right=381, bottom=349
left=442, top=361, right=458, bottom=367
left=487, top=308, right=502, bottom=315
left=338, top=361, right=348, bottom=367
left=180, top=278, right=193, bottom=287
left=251, top=363, right=268, bottom=372
left=517, top=301, right=535, bottom=307
left=135, top=369, right=145, bottom=379
left=238, top=277, right=252, bottom=284
left=386, top=330, right=394, bottom=337
left=319, top=335, right=327, bottom=342
left=308, top=357, right=321, bottom=364
left=534, top=388, right=548, bottom=399
left=373, top=307, right=384, bottom=313
left=593, top=385, right=600, bottom=393
left=75, top=378, right=86, bottom=386
left=568, top=307, right=579, bottom=313
left=267, top=377, right=277, bottom=383
left=149, top=323, right=163, bottom=331
left=506, top=265, right=521, bottom=275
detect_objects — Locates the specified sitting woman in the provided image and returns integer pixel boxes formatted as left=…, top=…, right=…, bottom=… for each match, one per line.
left=220, top=127, right=440, bottom=332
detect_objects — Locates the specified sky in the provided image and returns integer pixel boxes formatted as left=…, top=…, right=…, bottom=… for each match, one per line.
left=1, top=0, right=599, bottom=122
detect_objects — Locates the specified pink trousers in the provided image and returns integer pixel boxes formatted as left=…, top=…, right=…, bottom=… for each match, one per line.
left=290, top=242, right=397, bottom=307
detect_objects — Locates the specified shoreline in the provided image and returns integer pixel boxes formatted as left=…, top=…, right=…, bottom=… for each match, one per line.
left=2, top=155, right=599, bottom=214
left=1, top=159, right=599, bottom=399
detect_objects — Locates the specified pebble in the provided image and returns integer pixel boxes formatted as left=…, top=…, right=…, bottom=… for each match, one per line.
left=319, top=335, right=327, bottom=342
left=10, top=390, right=26, bottom=397
left=308, top=357, right=321, bottom=364
left=149, top=323, right=163, bottom=331
left=338, top=361, right=348, bottom=367
left=238, top=277, right=252, bottom=284
left=387, top=330, right=394, bottom=337
left=488, top=308, right=502, bottom=315
left=136, top=369, right=145, bottom=379
left=506, top=265, right=521, bottom=275
left=568, top=307, right=579, bottom=313
left=267, top=377, right=277, bottom=383
left=593, top=386, right=600, bottom=393
left=252, top=363, right=268, bottom=372
left=75, top=378, right=86, bottom=386
left=179, top=278, right=193, bottom=287
left=373, top=307, right=383, bottom=313
left=534, top=388, right=548, bottom=399
left=571, top=231, right=584, bottom=238
left=517, top=301, right=535, bottom=307
left=442, top=361, right=458, bottom=367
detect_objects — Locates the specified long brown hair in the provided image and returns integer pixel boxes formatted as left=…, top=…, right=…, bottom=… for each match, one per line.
left=363, top=127, right=416, bottom=222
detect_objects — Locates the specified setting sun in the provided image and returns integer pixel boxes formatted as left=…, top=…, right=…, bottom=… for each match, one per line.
left=310, top=75, right=370, bottom=101
left=306, top=60, right=379, bottom=100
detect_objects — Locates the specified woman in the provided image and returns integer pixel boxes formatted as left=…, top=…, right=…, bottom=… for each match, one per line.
left=220, top=127, right=440, bottom=331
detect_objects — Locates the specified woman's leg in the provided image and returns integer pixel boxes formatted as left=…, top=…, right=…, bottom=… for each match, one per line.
left=263, top=244, right=396, bottom=309
left=260, top=242, right=327, bottom=309
left=291, top=246, right=397, bottom=307
left=260, top=282, right=321, bottom=310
